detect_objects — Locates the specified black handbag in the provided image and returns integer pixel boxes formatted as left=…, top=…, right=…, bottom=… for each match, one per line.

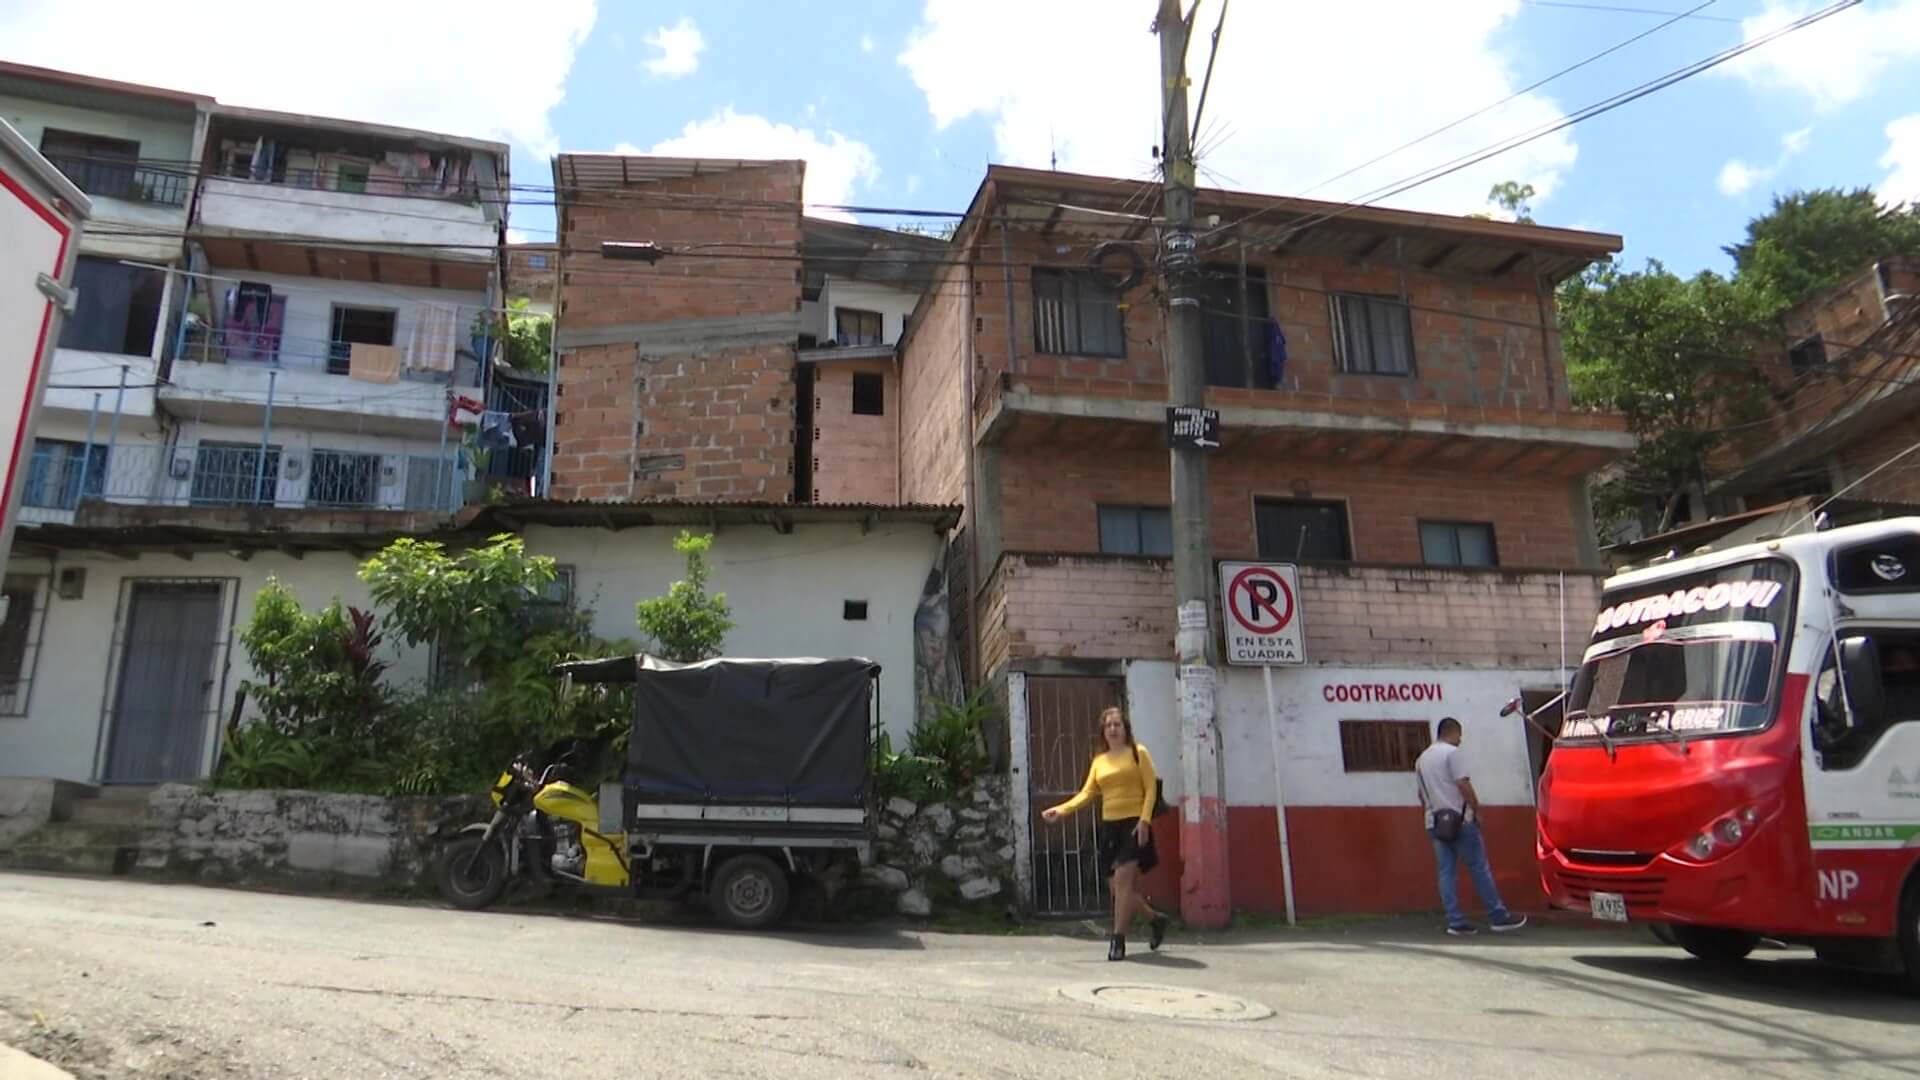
left=1134, top=747, right=1174, bottom=818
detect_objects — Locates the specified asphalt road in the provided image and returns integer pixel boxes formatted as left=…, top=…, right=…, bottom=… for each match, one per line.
left=1, top=873, right=1916, bottom=1079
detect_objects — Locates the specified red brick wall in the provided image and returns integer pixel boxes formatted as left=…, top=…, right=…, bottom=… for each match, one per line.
left=976, top=227, right=1571, bottom=417
left=551, top=162, right=804, bottom=501
left=898, top=260, right=971, bottom=508
left=995, top=443, right=1583, bottom=568
left=982, top=553, right=1600, bottom=672
left=1835, top=407, right=1920, bottom=502
left=810, top=361, right=897, bottom=504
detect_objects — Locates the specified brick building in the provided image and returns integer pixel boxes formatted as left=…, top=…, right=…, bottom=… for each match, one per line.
left=897, top=166, right=1635, bottom=918
left=1713, top=256, right=1920, bottom=509
left=546, top=155, right=945, bottom=505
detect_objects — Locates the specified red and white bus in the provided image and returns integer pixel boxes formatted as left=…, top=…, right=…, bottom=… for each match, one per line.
left=1538, top=517, right=1920, bottom=986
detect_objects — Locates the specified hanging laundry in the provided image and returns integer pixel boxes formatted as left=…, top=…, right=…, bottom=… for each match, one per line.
left=408, top=305, right=460, bottom=373
left=476, top=411, right=516, bottom=450
left=235, top=281, right=272, bottom=325
left=509, top=409, right=546, bottom=447
left=447, top=393, right=485, bottom=431
left=348, top=343, right=403, bottom=384
left=1267, top=319, right=1288, bottom=388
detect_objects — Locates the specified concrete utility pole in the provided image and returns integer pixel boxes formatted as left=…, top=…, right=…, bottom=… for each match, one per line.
left=1155, top=0, right=1231, bottom=930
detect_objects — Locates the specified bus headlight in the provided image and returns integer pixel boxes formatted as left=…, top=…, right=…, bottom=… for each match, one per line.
left=1673, top=804, right=1762, bottom=864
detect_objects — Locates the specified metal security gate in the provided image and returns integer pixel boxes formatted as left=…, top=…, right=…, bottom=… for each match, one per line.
left=1026, top=675, right=1125, bottom=916
left=102, top=582, right=228, bottom=783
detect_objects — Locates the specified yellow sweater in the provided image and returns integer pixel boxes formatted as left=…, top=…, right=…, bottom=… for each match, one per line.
left=1050, top=746, right=1159, bottom=823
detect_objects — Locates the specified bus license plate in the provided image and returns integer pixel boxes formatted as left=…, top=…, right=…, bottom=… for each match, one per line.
left=1591, top=892, right=1628, bottom=923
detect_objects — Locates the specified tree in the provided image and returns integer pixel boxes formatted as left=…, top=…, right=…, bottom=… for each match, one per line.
left=1560, top=260, right=1780, bottom=535
left=359, top=534, right=567, bottom=678
left=1726, top=188, right=1920, bottom=310
left=501, top=297, right=552, bottom=373
left=635, top=532, right=733, bottom=663
left=1482, top=180, right=1536, bottom=225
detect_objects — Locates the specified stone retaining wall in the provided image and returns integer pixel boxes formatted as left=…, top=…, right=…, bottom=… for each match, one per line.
left=137, top=785, right=486, bottom=893
left=857, top=777, right=1018, bottom=917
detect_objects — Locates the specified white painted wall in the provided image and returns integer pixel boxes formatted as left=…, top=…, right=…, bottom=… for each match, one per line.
left=197, top=177, right=495, bottom=254
left=0, top=521, right=943, bottom=782
left=1122, top=662, right=1562, bottom=810
left=0, top=93, right=195, bottom=263
left=529, top=522, right=941, bottom=743
left=43, top=349, right=160, bottom=418
left=821, top=278, right=920, bottom=347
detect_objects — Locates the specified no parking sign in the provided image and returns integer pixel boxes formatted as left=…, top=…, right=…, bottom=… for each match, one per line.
left=1218, top=562, right=1306, bottom=666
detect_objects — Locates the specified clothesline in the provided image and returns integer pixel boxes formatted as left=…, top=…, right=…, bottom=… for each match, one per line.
left=117, top=260, right=535, bottom=318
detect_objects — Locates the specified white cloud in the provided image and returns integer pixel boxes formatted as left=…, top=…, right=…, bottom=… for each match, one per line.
left=860, top=33, right=877, bottom=54
left=1717, top=160, right=1766, bottom=197
left=617, top=108, right=880, bottom=218
left=1714, top=126, right=1815, bottom=199
left=898, top=0, right=1579, bottom=216
left=1882, top=114, right=1920, bottom=208
left=0, top=0, right=595, bottom=156
left=644, top=16, right=705, bottom=78
left=905, top=174, right=922, bottom=195
left=1718, top=1, right=1920, bottom=111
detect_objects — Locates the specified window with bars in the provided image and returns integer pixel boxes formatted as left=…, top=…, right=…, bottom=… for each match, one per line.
left=1097, top=505, right=1173, bottom=557
left=23, top=440, right=110, bottom=509
left=0, top=576, right=45, bottom=716
left=1419, top=521, right=1498, bottom=568
left=1032, top=268, right=1126, bottom=358
left=1339, top=720, right=1433, bottom=772
left=309, top=450, right=382, bottom=507
left=191, top=443, right=281, bottom=506
left=1331, top=293, right=1415, bottom=376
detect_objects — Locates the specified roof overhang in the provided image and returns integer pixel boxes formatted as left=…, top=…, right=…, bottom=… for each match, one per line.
left=480, top=500, right=962, bottom=534
left=206, top=104, right=509, bottom=158
left=553, top=153, right=793, bottom=192
left=970, top=165, right=1621, bottom=284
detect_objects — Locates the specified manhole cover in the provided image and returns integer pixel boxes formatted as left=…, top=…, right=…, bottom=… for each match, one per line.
left=1058, top=983, right=1273, bottom=1022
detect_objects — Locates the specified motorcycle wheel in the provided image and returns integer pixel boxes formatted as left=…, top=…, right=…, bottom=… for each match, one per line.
left=709, top=853, right=790, bottom=931
left=437, top=835, right=509, bottom=911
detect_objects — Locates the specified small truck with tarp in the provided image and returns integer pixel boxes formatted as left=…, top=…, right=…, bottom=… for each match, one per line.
left=434, top=654, right=877, bottom=929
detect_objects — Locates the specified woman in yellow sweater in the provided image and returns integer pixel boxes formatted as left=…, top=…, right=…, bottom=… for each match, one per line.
left=1041, top=705, right=1170, bottom=960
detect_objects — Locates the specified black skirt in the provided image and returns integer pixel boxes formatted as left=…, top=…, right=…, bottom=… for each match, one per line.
left=1097, top=819, right=1159, bottom=878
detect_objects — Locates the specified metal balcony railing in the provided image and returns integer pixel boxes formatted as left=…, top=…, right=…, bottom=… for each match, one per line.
left=14, top=441, right=469, bottom=524
left=42, top=155, right=191, bottom=207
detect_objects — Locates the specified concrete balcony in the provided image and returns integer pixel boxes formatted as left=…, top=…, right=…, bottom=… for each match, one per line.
left=41, top=349, right=159, bottom=419
left=979, top=551, right=1602, bottom=676
left=163, top=356, right=453, bottom=438
left=194, top=176, right=496, bottom=258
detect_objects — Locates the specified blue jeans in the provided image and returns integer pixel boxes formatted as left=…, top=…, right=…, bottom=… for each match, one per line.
left=1430, top=821, right=1511, bottom=927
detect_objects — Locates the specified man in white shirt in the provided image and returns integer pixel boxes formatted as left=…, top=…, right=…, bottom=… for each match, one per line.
left=1415, top=717, right=1528, bottom=937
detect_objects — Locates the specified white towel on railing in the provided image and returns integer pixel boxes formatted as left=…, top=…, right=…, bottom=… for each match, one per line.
left=408, top=305, right=459, bottom=373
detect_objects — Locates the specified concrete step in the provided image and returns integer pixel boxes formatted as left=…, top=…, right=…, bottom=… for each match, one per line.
left=14, top=822, right=144, bottom=849
left=63, top=799, right=149, bottom=827
left=0, top=844, right=137, bottom=876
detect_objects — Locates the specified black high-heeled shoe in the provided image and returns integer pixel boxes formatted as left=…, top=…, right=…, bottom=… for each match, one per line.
left=1150, top=914, right=1169, bottom=951
left=1107, top=934, right=1126, bottom=961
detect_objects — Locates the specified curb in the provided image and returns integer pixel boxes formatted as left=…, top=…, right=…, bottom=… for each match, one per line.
left=0, top=1043, right=74, bottom=1080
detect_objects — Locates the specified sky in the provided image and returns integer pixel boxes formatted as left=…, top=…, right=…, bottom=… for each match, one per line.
left=3, top=0, right=1918, bottom=277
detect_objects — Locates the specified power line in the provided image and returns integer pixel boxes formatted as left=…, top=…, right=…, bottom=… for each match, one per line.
left=1518, top=0, right=1741, bottom=21
left=1299, top=0, right=1717, bottom=199
left=1200, top=0, right=1862, bottom=249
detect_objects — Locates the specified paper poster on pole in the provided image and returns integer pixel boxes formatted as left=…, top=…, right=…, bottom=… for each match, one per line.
left=1218, top=561, right=1306, bottom=666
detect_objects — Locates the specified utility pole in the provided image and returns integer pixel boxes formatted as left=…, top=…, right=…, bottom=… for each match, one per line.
left=1155, top=0, right=1230, bottom=930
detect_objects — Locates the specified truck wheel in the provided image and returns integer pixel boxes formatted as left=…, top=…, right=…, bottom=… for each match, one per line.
left=709, top=854, right=790, bottom=930
left=1899, top=876, right=1920, bottom=994
left=1671, top=924, right=1760, bottom=965
left=437, top=836, right=508, bottom=911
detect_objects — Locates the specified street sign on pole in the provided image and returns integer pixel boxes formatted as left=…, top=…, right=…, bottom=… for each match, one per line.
left=1219, top=561, right=1307, bottom=666
left=1165, top=405, right=1220, bottom=450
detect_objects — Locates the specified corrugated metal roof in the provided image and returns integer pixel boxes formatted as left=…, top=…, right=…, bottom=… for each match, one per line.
left=554, top=154, right=795, bottom=191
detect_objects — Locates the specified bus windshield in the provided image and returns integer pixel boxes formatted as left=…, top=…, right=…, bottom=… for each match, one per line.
left=1562, top=558, right=1796, bottom=742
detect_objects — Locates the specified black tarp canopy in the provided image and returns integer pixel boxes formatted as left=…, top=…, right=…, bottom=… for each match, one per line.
left=552, top=655, right=877, bottom=808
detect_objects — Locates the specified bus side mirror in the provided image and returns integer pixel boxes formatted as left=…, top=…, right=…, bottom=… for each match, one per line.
left=1837, top=637, right=1886, bottom=733
left=1500, top=697, right=1521, bottom=717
